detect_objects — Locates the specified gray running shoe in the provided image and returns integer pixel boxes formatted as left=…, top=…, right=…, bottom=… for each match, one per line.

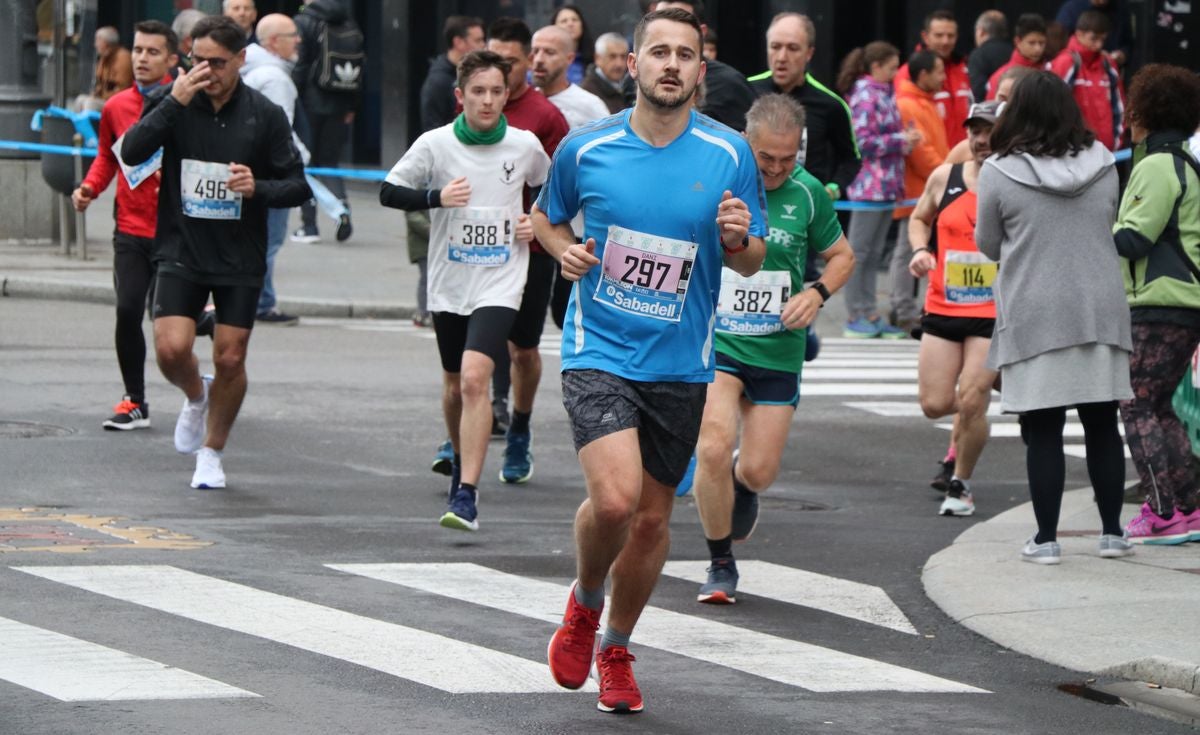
left=1021, top=536, right=1062, bottom=565
left=697, top=558, right=738, bottom=604
left=1098, top=533, right=1135, bottom=558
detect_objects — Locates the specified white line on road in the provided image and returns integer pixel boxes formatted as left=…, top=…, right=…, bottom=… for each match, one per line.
left=329, top=563, right=986, bottom=694
left=0, top=616, right=258, bottom=702
left=802, top=368, right=919, bottom=380
left=803, top=383, right=920, bottom=396
left=660, top=561, right=919, bottom=636
left=13, top=565, right=581, bottom=694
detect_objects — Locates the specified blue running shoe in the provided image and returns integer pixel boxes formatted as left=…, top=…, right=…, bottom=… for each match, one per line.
left=431, top=439, right=454, bottom=476
left=448, top=461, right=460, bottom=500
left=877, top=321, right=909, bottom=340
left=804, top=329, right=821, bottom=362
left=440, top=486, right=478, bottom=531
left=675, top=454, right=697, bottom=497
left=499, top=430, right=533, bottom=484
left=697, top=558, right=739, bottom=604
left=843, top=317, right=881, bottom=339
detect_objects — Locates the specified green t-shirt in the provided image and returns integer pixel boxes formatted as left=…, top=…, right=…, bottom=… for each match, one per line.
left=714, top=167, right=842, bottom=374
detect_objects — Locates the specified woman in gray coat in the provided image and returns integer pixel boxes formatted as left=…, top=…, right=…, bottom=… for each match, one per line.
left=975, top=71, right=1134, bottom=565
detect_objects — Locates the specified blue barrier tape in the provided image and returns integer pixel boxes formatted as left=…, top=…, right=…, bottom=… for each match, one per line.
left=305, top=166, right=387, bottom=182
left=0, top=140, right=97, bottom=157
left=835, top=199, right=917, bottom=211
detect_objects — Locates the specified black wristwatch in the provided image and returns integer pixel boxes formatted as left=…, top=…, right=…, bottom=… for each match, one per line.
left=722, top=235, right=750, bottom=254
left=809, top=281, right=831, bottom=306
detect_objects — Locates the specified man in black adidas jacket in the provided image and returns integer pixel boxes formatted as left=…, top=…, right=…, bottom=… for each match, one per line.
left=122, top=15, right=309, bottom=491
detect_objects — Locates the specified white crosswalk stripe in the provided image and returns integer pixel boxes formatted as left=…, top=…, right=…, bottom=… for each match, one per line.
left=0, top=616, right=258, bottom=701
left=807, top=340, right=1130, bottom=459
left=3, top=562, right=986, bottom=700
left=329, top=562, right=986, bottom=694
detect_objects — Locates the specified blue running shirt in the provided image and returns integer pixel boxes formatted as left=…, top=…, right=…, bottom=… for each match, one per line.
left=537, top=109, right=768, bottom=382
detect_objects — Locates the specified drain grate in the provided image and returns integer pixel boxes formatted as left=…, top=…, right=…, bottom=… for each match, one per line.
left=0, top=421, right=74, bottom=439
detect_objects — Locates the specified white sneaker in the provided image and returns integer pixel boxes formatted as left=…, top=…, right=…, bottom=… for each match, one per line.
left=191, top=447, right=225, bottom=489
left=1098, top=533, right=1135, bottom=558
left=1021, top=536, right=1062, bottom=565
left=939, top=486, right=975, bottom=517
left=174, top=375, right=212, bottom=454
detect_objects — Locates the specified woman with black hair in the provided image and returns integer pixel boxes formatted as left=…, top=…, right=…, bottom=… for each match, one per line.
left=552, top=4, right=591, bottom=86
left=1113, top=64, right=1200, bottom=545
left=975, top=70, right=1133, bottom=565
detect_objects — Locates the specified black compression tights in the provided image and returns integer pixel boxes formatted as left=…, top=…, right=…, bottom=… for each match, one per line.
left=1020, top=401, right=1126, bottom=544
left=113, top=245, right=156, bottom=404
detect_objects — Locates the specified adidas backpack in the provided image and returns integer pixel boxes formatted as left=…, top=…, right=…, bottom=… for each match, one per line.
left=313, top=17, right=364, bottom=94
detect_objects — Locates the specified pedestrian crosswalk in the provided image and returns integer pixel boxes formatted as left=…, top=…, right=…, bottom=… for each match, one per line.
left=2, top=561, right=988, bottom=702
left=809, top=339, right=1130, bottom=460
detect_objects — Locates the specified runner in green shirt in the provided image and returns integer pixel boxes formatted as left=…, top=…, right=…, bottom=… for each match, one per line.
left=690, top=94, right=856, bottom=604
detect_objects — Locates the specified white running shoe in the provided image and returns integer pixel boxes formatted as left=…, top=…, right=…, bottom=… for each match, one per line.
left=939, top=486, right=975, bottom=517
left=191, top=447, right=226, bottom=489
left=1021, top=536, right=1062, bottom=565
left=174, top=375, right=212, bottom=454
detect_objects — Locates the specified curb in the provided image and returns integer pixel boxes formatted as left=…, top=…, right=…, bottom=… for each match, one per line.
left=1101, top=657, right=1200, bottom=695
left=1, top=275, right=416, bottom=321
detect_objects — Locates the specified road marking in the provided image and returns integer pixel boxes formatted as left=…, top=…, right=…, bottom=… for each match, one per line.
left=939, top=422, right=1125, bottom=439
left=13, top=565, right=581, bottom=694
left=804, top=383, right=920, bottom=396
left=803, top=367, right=919, bottom=380
left=0, top=615, right=257, bottom=701
left=329, top=562, right=986, bottom=694
left=810, top=359, right=919, bottom=367
left=846, top=401, right=1004, bottom=418
left=660, top=560, right=918, bottom=636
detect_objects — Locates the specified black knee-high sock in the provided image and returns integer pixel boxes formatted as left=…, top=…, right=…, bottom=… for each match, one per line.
left=1077, top=401, right=1126, bottom=536
left=1022, top=407, right=1066, bottom=544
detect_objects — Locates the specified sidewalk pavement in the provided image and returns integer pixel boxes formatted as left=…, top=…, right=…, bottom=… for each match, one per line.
left=6, top=179, right=1200, bottom=716
left=925, top=488, right=1200, bottom=717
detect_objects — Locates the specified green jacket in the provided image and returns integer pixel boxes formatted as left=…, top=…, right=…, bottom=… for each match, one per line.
left=1115, top=131, right=1200, bottom=314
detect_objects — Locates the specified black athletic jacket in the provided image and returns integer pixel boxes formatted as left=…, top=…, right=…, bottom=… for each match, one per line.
left=122, top=80, right=310, bottom=286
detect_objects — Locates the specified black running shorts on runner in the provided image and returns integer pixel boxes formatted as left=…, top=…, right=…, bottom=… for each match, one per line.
left=508, top=251, right=557, bottom=349
left=432, top=306, right=518, bottom=373
left=920, top=313, right=996, bottom=343
left=153, top=271, right=260, bottom=329
left=715, top=352, right=801, bottom=407
left=561, top=368, right=707, bottom=488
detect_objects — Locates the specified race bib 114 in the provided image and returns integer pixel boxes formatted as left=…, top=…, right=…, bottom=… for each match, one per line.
left=943, top=249, right=996, bottom=306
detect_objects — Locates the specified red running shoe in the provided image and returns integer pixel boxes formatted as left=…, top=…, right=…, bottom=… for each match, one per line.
left=595, top=645, right=643, bottom=714
left=547, top=583, right=602, bottom=689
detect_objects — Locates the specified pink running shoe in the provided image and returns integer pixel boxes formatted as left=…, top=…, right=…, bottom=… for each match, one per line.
left=1179, top=508, right=1200, bottom=542
left=1125, top=503, right=1190, bottom=545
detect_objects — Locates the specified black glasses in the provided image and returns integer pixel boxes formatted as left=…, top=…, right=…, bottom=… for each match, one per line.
left=189, top=55, right=232, bottom=70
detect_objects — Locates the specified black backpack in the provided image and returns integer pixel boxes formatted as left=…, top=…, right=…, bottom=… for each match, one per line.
left=312, top=17, right=364, bottom=94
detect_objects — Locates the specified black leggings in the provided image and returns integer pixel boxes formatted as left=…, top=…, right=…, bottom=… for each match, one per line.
left=113, top=234, right=156, bottom=403
left=1019, top=401, right=1126, bottom=543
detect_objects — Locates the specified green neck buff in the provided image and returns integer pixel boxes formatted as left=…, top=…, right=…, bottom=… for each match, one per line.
left=453, top=112, right=507, bottom=145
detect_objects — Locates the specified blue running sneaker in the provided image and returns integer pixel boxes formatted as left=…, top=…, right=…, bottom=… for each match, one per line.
left=675, top=454, right=697, bottom=497
left=697, top=558, right=738, bottom=604
left=431, top=439, right=454, bottom=476
left=499, top=430, right=533, bottom=484
left=440, top=485, right=478, bottom=531
left=877, top=321, right=909, bottom=340
left=843, top=317, right=880, bottom=339
left=447, top=461, right=460, bottom=500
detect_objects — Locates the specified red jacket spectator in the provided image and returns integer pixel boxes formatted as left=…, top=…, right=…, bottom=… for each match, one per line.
left=986, top=49, right=1043, bottom=100
left=896, top=54, right=972, bottom=147
left=1048, top=36, right=1125, bottom=151
left=80, top=79, right=170, bottom=239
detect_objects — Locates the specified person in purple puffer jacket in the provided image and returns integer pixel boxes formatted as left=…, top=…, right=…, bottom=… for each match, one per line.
left=837, top=42, right=922, bottom=338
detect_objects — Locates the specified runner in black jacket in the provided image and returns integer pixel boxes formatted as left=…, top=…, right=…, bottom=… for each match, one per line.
left=121, top=15, right=310, bottom=491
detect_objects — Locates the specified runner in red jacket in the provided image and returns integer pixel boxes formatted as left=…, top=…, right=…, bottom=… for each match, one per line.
left=72, top=20, right=192, bottom=430
left=1048, top=11, right=1125, bottom=152
left=895, top=9, right=974, bottom=147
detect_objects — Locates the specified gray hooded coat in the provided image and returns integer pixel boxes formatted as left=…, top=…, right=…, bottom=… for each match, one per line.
left=975, top=141, right=1132, bottom=407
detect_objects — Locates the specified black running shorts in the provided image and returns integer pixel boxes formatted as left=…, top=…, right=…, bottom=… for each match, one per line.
left=508, top=251, right=557, bottom=349
left=432, top=306, right=518, bottom=373
left=715, top=352, right=801, bottom=407
left=920, top=313, right=996, bottom=343
left=561, top=368, right=707, bottom=488
left=153, top=271, right=259, bottom=329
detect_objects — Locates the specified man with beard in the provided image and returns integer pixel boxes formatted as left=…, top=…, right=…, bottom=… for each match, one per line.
left=530, top=25, right=610, bottom=129
left=532, top=7, right=767, bottom=714
left=896, top=9, right=975, bottom=148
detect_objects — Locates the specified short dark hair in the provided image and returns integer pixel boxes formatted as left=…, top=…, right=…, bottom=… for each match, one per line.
left=456, top=49, right=512, bottom=90
left=924, top=9, right=957, bottom=31
left=1126, top=64, right=1200, bottom=136
left=657, top=0, right=706, bottom=24
left=444, top=15, right=483, bottom=51
left=1076, top=9, right=1111, bottom=35
left=633, top=7, right=702, bottom=54
left=134, top=19, right=179, bottom=57
left=190, top=15, right=245, bottom=54
left=1014, top=13, right=1046, bottom=38
left=488, top=16, right=532, bottom=54
left=908, top=49, right=939, bottom=81
left=990, top=70, right=1095, bottom=158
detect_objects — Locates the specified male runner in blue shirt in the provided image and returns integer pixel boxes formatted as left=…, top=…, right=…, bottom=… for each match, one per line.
left=532, top=7, right=767, bottom=714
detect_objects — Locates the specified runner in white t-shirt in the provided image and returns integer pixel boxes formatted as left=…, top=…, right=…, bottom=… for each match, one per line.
left=531, top=25, right=612, bottom=128
left=381, top=50, right=550, bottom=531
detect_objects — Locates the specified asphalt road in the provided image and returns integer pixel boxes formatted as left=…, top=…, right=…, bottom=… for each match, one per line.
left=0, top=298, right=1190, bottom=735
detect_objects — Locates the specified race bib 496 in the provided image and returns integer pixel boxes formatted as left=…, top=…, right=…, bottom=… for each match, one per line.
left=180, top=159, right=242, bottom=220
